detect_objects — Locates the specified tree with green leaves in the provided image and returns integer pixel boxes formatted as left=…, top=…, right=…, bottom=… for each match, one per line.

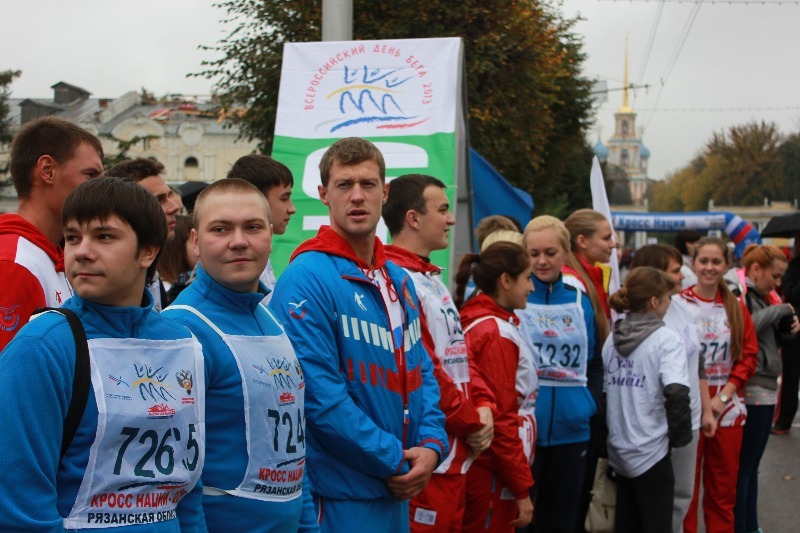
left=196, top=0, right=597, bottom=217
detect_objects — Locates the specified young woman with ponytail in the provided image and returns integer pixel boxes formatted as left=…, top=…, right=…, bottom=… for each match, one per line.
left=563, top=209, right=617, bottom=341
left=734, top=244, right=799, bottom=533
left=630, top=244, right=716, bottom=533
left=604, top=267, right=693, bottom=533
left=455, top=242, right=536, bottom=532
left=680, top=237, right=758, bottom=533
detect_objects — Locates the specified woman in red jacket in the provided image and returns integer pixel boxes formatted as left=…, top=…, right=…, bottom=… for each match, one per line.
left=455, top=242, right=536, bottom=532
left=680, top=237, right=758, bottom=533
left=563, top=208, right=617, bottom=341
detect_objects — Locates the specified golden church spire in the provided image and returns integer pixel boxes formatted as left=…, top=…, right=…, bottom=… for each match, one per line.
left=620, top=36, right=633, bottom=113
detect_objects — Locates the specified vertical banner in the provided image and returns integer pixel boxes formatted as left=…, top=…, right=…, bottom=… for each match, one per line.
left=271, top=38, right=464, bottom=278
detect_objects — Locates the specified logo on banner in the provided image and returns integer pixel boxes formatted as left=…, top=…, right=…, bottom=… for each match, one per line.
left=325, top=64, right=429, bottom=133
left=300, top=43, right=436, bottom=134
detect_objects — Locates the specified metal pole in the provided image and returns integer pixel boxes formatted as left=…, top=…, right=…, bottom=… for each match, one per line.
left=322, top=0, right=353, bottom=41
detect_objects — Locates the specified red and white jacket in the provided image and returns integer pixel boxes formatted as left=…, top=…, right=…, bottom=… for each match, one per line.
left=680, top=286, right=758, bottom=427
left=460, top=293, right=536, bottom=499
left=385, top=245, right=496, bottom=475
left=0, top=214, right=71, bottom=351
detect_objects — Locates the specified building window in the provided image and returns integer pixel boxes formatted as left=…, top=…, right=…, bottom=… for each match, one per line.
left=621, top=149, right=629, bottom=167
left=622, top=120, right=629, bottom=135
left=184, top=157, right=200, bottom=181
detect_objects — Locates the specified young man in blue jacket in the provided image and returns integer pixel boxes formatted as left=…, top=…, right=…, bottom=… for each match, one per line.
left=226, top=154, right=297, bottom=304
left=0, top=177, right=205, bottom=532
left=271, top=137, right=448, bottom=532
left=164, top=178, right=317, bottom=532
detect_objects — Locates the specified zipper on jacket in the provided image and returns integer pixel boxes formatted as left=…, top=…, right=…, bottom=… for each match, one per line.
left=343, top=271, right=409, bottom=447
left=547, top=387, right=556, bottom=444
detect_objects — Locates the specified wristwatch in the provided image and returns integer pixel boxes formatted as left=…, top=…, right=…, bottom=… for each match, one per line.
left=719, top=393, right=731, bottom=404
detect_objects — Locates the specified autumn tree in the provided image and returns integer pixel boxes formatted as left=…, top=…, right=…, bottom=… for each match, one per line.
left=0, top=69, right=21, bottom=191
left=0, top=69, right=20, bottom=145
left=196, top=0, right=596, bottom=216
left=779, top=132, right=800, bottom=203
left=650, top=121, right=787, bottom=211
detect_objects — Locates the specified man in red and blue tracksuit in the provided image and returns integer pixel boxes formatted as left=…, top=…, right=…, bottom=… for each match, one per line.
left=383, top=174, right=497, bottom=532
left=271, top=138, right=447, bottom=532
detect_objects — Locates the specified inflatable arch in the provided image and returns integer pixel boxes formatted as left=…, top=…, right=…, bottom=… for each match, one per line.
left=611, top=211, right=762, bottom=258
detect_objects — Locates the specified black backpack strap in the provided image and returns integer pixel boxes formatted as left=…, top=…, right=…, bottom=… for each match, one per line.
left=34, top=307, right=90, bottom=458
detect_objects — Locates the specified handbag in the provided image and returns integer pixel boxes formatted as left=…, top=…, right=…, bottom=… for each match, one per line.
left=584, top=458, right=616, bottom=533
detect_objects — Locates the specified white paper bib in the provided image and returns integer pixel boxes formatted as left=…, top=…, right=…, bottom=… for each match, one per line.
left=168, top=305, right=305, bottom=502
left=63, top=337, right=205, bottom=529
left=519, top=290, right=589, bottom=387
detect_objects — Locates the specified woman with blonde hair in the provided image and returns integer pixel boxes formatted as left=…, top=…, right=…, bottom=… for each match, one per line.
left=734, top=244, right=799, bottom=533
left=455, top=242, right=537, bottom=532
left=680, top=237, right=758, bottom=533
left=516, top=215, right=602, bottom=532
left=604, top=267, right=693, bottom=533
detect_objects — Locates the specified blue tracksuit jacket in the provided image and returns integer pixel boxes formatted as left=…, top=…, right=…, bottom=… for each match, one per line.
left=270, top=227, right=447, bottom=504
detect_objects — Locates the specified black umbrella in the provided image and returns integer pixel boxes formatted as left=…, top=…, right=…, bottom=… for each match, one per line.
left=761, top=213, right=800, bottom=238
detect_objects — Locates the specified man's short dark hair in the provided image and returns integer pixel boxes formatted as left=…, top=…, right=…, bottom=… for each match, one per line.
left=10, top=117, right=103, bottom=199
left=674, top=230, right=702, bottom=256
left=383, top=174, right=446, bottom=237
left=106, top=158, right=165, bottom=182
left=226, top=154, right=293, bottom=193
left=630, top=243, right=683, bottom=272
left=319, top=137, right=385, bottom=187
left=62, top=177, right=167, bottom=281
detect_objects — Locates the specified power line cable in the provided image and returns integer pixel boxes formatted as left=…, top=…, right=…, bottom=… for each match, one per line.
left=636, top=1, right=665, bottom=86
left=643, top=0, right=703, bottom=132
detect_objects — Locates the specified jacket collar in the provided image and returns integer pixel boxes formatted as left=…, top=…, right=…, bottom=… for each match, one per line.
left=0, top=213, right=65, bottom=271
left=531, top=273, right=564, bottom=293
left=460, top=293, right=519, bottom=326
left=291, top=225, right=387, bottom=270
left=63, top=289, right=155, bottom=338
left=681, top=286, right=724, bottom=305
left=384, top=244, right=441, bottom=275
left=190, top=265, right=266, bottom=313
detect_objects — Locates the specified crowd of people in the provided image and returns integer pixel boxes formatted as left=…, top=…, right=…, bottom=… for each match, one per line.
left=0, top=116, right=797, bottom=533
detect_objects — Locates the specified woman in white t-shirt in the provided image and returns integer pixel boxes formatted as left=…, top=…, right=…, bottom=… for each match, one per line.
left=630, top=244, right=717, bottom=533
left=603, top=267, right=693, bottom=533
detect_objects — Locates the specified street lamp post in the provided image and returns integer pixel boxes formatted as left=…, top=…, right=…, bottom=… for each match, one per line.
left=322, top=0, right=353, bottom=41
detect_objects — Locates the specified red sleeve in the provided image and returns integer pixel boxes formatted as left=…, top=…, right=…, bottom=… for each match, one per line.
left=729, top=299, right=759, bottom=390
left=419, top=306, right=483, bottom=436
left=467, top=321, right=534, bottom=498
left=466, top=345, right=496, bottom=411
left=0, top=261, right=47, bottom=352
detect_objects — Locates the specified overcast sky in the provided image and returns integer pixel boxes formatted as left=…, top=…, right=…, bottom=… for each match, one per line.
left=2, top=0, right=799, bottom=181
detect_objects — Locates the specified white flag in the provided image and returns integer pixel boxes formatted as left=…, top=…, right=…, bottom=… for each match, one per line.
left=590, top=156, right=621, bottom=298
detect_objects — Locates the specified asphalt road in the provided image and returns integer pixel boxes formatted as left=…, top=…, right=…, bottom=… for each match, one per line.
left=696, top=412, right=799, bottom=533
left=745, top=416, right=799, bottom=533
